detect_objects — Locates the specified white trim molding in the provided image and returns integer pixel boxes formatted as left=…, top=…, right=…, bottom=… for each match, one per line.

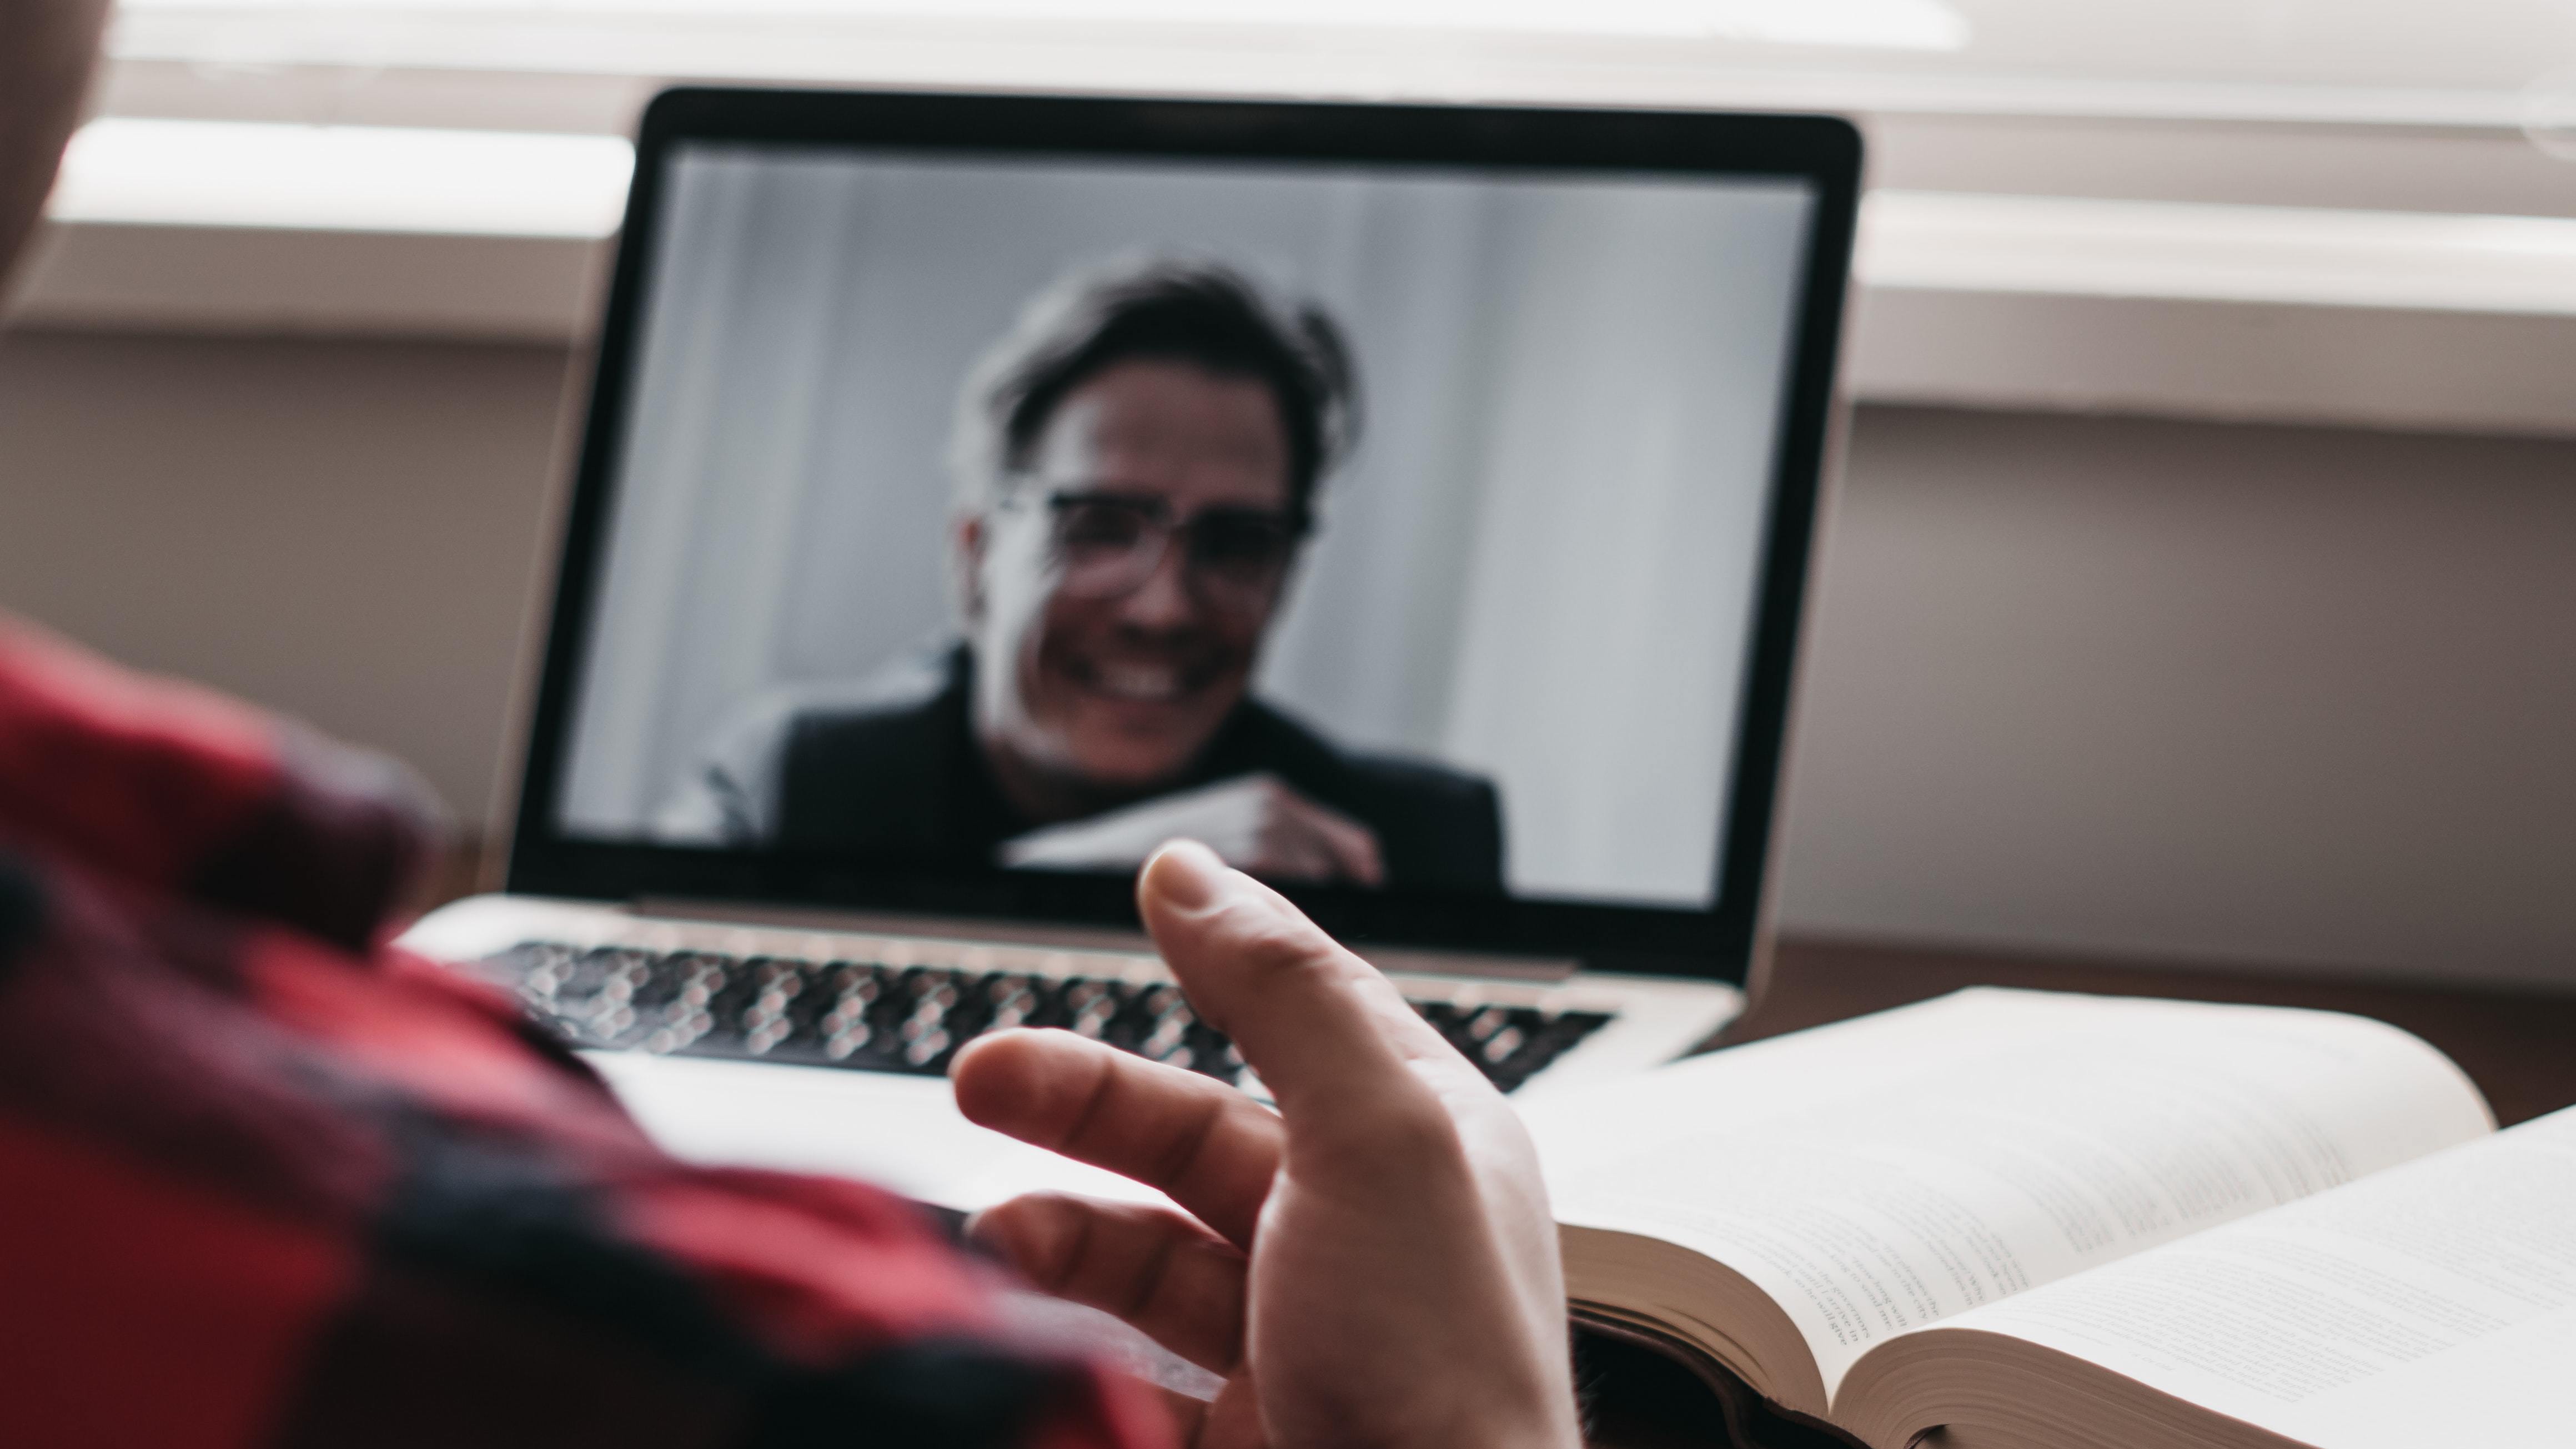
left=1849, top=192, right=2576, bottom=436
left=15, top=118, right=2576, bottom=435
left=1862, top=192, right=2576, bottom=319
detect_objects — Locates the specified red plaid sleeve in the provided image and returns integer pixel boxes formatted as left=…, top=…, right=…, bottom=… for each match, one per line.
left=0, top=617, right=435, bottom=951
left=0, top=617, right=1168, bottom=1449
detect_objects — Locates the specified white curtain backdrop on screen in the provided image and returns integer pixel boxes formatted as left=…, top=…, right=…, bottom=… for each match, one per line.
left=560, top=147, right=1812, bottom=906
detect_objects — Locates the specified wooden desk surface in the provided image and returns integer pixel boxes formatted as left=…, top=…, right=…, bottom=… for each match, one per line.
left=1584, top=934, right=2576, bottom=1447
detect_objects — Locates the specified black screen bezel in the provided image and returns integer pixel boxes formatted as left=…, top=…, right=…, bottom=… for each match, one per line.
left=506, top=86, right=1860, bottom=983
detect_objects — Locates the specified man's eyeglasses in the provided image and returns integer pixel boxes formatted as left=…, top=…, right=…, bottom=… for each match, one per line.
left=1025, top=489, right=1310, bottom=611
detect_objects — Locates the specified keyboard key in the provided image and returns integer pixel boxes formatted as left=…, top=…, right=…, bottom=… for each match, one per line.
left=473, top=942, right=1612, bottom=1093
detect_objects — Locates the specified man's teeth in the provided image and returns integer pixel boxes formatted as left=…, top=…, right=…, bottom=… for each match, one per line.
left=1092, top=664, right=1187, bottom=701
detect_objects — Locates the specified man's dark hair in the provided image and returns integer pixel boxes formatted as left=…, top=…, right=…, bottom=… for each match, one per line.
left=950, top=258, right=1358, bottom=520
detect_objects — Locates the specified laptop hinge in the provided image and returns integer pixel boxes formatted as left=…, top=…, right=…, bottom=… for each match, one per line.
left=627, top=897, right=1579, bottom=983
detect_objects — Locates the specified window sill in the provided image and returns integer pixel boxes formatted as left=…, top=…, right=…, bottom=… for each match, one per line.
left=14, top=120, right=2576, bottom=437
left=1852, top=193, right=2576, bottom=438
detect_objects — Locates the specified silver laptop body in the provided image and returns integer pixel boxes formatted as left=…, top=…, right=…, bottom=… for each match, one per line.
left=403, top=87, right=1860, bottom=1213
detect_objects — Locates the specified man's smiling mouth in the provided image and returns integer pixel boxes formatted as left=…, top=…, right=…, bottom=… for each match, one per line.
left=1064, top=657, right=1212, bottom=703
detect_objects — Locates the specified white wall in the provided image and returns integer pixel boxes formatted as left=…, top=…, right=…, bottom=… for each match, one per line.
left=0, top=331, right=565, bottom=829
left=1781, top=405, right=2576, bottom=984
left=3, top=329, right=2571, bottom=983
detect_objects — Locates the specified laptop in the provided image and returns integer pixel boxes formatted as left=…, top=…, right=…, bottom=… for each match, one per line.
left=403, top=88, right=1859, bottom=1212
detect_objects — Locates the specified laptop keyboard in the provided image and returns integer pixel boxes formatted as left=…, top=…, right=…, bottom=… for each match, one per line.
left=475, top=941, right=1613, bottom=1095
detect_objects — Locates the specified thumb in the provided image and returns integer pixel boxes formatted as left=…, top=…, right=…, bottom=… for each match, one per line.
left=1137, top=839, right=1465, bottom=1118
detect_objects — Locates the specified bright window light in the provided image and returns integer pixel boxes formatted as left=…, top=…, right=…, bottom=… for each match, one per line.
left=100, top=1, right=2576, bottom=132
left=49, top=118, right=635, bottom=237
left=772, top=0, right=1971, bottom=46
left=113, top=0, right=1972, bottom=48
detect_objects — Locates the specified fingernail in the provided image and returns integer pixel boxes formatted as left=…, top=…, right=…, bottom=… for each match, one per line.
left=1144, top=838, right=1226, bottom=910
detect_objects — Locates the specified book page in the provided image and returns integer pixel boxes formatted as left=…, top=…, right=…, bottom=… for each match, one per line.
left=1521, top=989, right=2492, bottom=1397
left=1927, top=1105, right=2576, bottom=1446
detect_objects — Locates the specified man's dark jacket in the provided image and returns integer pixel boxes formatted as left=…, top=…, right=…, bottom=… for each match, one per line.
left=656, top=646, right=1505, bottom=893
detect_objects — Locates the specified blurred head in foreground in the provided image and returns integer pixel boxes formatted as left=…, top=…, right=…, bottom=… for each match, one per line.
left=0, top=0, right=111, bottom=297
left=947, top=258, right=1357, bottom=808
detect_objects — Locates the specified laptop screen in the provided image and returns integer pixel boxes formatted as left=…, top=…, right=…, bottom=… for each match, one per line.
left=519, top=93, right=1855, bottom=969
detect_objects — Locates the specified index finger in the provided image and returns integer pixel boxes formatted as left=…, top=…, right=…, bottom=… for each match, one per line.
left=1136, top=840, right=1480, bottom=1122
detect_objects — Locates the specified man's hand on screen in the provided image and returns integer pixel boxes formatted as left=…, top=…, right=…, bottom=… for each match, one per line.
left=998, top=773, right=1387, bottom=887
left=950, top=841, right=1580, bottom=1449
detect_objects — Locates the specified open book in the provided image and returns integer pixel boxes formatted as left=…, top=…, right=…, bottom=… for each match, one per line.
left=1522, top=988, right=2576, bottom=1448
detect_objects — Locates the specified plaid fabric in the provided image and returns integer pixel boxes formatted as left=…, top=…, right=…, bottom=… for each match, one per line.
left=0, top=617, right=1166, bottom=1449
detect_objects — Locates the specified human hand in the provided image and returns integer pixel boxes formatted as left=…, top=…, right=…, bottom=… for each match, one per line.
left=998, top=773, right=1387, bottom=887
left=950, top=841, right=1580, bottom=1449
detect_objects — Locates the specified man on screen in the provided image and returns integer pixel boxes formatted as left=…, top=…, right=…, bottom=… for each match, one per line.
left=657, top=260, right=1505, bottom=890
